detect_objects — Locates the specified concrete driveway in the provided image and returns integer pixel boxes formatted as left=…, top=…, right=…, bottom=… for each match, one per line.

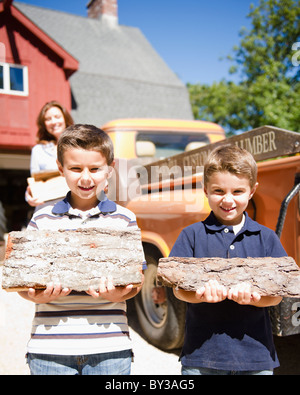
left=0, top=266, right=180, bottom=375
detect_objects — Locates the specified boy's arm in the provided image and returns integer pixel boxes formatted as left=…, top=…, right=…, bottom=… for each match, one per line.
left=173, top=288, right=200, bottom=303
left=251, top=296, right=282, bottom=307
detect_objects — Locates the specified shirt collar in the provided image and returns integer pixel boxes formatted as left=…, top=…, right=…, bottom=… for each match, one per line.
left=204, top=211, right=261, bottom=233
left=52, top=191, right=117, bottom=216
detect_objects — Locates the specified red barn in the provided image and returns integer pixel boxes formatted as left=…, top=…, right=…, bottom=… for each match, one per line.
left=0, top=0, right=78, bottom=232
left=0, top=0, right=78, bottom=149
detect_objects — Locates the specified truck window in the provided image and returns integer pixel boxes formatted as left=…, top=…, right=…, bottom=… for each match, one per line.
left=136, top=132, right=210, bottom=158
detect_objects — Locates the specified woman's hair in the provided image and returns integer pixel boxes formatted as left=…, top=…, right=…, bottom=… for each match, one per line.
left=204, top=144, right=257, bottom=188
left=36, top=100, right=74, bottom=143
left=57, top=124, right=114, bottom=166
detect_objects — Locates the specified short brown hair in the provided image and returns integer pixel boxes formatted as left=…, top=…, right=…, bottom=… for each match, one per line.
left=57, top=124, right=114, bottom=166
left=36, top=100, right=74, bottom=143
left=204, top=144, right=257, bottom=188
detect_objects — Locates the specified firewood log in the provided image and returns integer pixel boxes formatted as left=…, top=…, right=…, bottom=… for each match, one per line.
left=157, top=256, right=300, bottom=297
left=2, top=228, right=144, bottom=292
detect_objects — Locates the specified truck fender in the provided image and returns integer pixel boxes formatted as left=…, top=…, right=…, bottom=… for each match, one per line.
left=141, top=231, right=170, bottom=258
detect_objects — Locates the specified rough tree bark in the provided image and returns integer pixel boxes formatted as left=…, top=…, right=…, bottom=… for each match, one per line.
left=157, top=256, right=300, bottom=297
left=2, top=228, right=144, bottom=292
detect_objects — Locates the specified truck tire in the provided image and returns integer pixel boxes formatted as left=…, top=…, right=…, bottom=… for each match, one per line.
left=0, top=202, right=7, bottom=261
left=134, top=254, right=186, bottom=351
left=0, top=202, right=6, bottom=241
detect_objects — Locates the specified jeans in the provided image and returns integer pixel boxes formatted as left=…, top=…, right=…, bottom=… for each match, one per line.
left=182, top=366, right=273, bottom=375
left=27, top=349, right=132, bottom=375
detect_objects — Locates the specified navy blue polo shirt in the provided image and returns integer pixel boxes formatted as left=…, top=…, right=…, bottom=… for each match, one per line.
left=170, top=211, right=287, bottom=371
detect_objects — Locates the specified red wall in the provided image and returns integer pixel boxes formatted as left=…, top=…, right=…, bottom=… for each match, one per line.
left=0, top=9, right=73, bottom=150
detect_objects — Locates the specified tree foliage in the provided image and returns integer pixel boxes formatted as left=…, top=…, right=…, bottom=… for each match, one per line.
left=188, top=0, right=300, bottom=135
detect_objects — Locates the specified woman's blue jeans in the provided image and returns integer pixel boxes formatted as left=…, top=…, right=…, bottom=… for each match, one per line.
left=27, top=349, right=132, bottom=375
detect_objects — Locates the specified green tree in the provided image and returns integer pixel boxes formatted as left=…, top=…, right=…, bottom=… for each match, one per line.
left=189, top=0, right=300, bottom=135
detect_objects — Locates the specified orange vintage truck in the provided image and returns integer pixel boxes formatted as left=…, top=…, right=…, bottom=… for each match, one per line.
left=102, top=119, right=300, bottom=350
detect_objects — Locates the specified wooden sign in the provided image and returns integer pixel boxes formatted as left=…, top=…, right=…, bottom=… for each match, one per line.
left=138, top=126, right=300, bottom=186
left=2, top=228, right=144, bottom=292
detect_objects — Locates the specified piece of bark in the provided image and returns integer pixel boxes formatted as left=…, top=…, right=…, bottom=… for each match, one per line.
left=2, top=228, right=144, bottom=292
left=157, top=256, right=300, bottom=297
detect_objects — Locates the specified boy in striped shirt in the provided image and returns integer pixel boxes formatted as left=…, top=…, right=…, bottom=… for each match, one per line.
left=19, top=124, right=145, bottom=375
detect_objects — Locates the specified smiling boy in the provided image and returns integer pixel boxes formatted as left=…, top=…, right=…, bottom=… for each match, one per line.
left=56, top=136, right=112, bottom=211
left=19, top=124, right=144, bottom=375
left=171, top=145, right=286, bottom=375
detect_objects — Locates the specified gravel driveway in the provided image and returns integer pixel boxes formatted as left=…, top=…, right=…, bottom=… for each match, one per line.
left=0, top=265, right=180, bottom=375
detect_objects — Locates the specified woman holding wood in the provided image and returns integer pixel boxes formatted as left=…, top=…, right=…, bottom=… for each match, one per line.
left=25, top=100, right=74, bottom=207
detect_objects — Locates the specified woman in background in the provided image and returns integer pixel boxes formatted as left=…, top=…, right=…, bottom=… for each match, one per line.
left=25, top=101, right=74, bottom=207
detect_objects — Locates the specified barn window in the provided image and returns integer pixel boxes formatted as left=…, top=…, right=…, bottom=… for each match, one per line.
left=0, top=63, right=28, bottom=96
left=0, top=65, right=3, bottom=89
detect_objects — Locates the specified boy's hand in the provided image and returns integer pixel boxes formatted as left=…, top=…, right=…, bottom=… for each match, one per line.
left=227, top=282, right=261, bottom=305
left=26, top=283, right=71, bottom=303
left=195, top=280, right=227, bottom=303
left=87, top=276, right=134, bottom=302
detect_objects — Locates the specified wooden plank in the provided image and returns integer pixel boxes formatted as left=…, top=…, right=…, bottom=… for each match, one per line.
left=32, top=170, right=61, bottom=182
left=157, top=256, right=300, bottom=297
left=27, top=170, right=69, bottom=202
left=2, top=228, right=144, bottom=292
left=27, top=175, right=69, bottom=202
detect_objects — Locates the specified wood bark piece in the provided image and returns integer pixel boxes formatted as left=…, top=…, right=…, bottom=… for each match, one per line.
left=157, top=256, right=300, bottom=297
left=2, top=228, right=144, bottom=292
left=27, top=170, right=69, bottom=202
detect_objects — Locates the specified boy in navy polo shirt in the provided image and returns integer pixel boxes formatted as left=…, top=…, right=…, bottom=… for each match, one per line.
left=171, top=145, right=286, bottom=375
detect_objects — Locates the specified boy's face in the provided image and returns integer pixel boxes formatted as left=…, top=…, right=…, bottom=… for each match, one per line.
left=204, top=171, right=258, bottom=226
left=57, top=148, right=113, bottom=211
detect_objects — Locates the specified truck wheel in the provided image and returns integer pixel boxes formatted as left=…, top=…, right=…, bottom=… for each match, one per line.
left=134, top=254, right=186, bottom=350
left=0, top=202, right=7, bottom=261
left=0, top=202, right=6, bottom=239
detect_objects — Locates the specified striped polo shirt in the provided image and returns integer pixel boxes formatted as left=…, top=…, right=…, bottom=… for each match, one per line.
left=26, top=193, right=144, bottom=356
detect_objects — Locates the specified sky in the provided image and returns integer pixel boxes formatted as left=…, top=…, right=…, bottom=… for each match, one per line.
left=15, top=0, right=261, bottom=85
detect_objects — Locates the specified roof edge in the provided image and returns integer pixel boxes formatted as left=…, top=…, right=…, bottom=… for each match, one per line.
left=2, top=3, right=79, bottom=73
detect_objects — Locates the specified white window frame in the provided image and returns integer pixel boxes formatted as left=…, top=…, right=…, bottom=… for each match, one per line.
left=0, top=62, right=28, bottom=96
